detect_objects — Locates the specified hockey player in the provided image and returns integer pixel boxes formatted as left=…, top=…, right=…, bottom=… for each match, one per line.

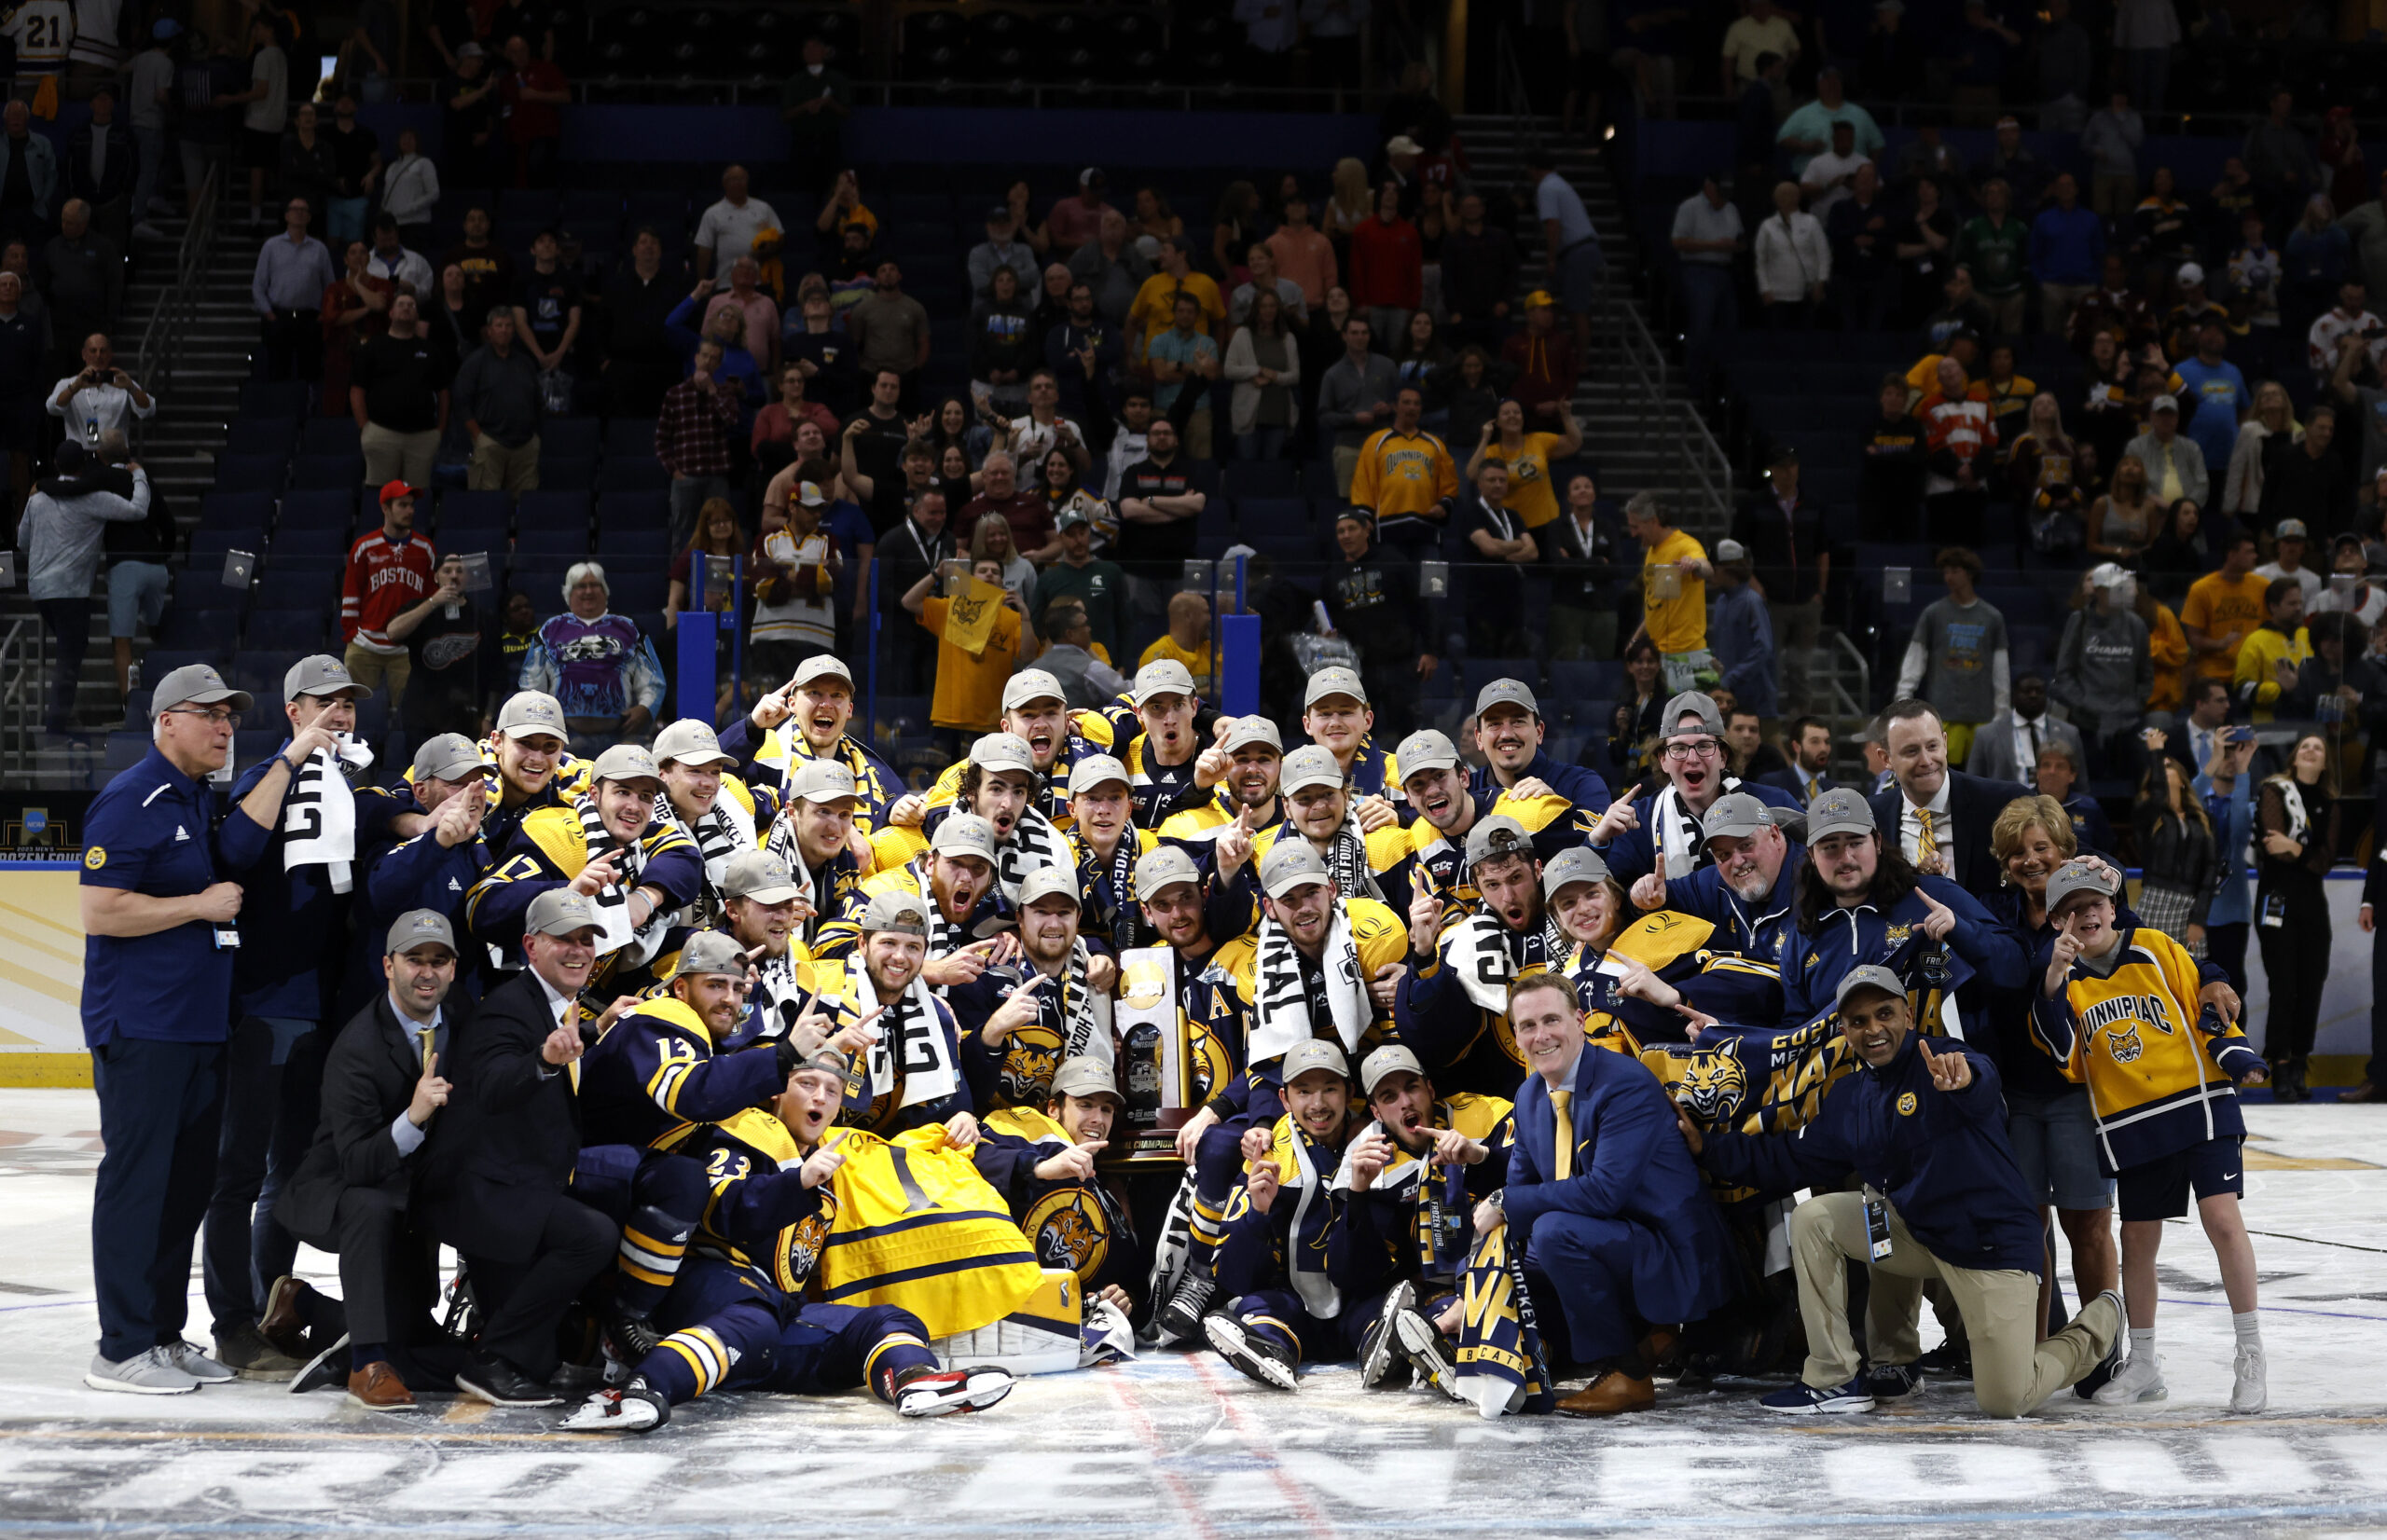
left=945, top=733, right=1071, bottom=903
left=762, top=758, right=870, bottom=945
left=919, top=669, right=1106, bottom=834
left=719, top=654, right=911, bottom=866
left=1060, top=754, right=1158, bottom=948
left=2033, top=859, right=2270, bottom=1412
left=1157, top=715, right=1284, bottom=846
left=974, top=1055, right=1143, bottom=1315
left=1205, top=745, right=1414, bottom=937
left=817, top=816, right=1010, bottom=991
left=650, top=718, right=782, bottom=928
left=1584, top=690, right=1799, bottom=887
left=952, top=867, right=1118, bottom=1111
left=715, top=850, right=829, bottom=1047
left=559, top=1050, right=1014, bottom=1432
left=1391, top=729, right=1578, bottom=908
left=1394, top=816, right=1568, bottom=1095
left=1298, top=666, right=1406, bottom=810
left=825, top=890, right=979, bottom=1139
left=473, top=691, right=594, bottom=854
left=1113, top=660, right=1217, bottom=829
left=1466, top=678, right=1613, bottom=816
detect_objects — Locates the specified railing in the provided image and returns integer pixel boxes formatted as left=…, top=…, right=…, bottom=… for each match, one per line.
left=372, top=74, right=1382, bottom=113
left=1822, top=629, right=1873, bottom=767
left=1606, top=288, right=1732, bottom=539
left=0, top=616, right=47, bottom=773
left=131, top=160, right=221, bottom=457
left=1491, top=26, right=1535, bottom=131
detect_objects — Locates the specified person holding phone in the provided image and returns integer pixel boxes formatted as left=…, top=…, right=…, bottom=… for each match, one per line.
left=47, top=331, right=155, bottom=441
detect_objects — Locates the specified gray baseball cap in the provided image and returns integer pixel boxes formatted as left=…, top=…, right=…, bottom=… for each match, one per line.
left=1806, top=787, right=1877, bottom=842
left=1304, top=666, right=1369, bottom=708
left=2044, top=858, right=2118, bottom=917
left=1002, top=669, right=1068, bottom=712
left=970, top=733, right=1039, bottom=777
left=1279, top=744, right=1345, bottom=795
left=1067, top=753, right=1131, bottom=795
left=1018, top=867, right=1082, bottom=908
left=525, top=887, right=601, bottom=937
left=786, top=757, right=860, bottom=804
left=283, top=653, right=369, bottom=703
left=385, top=908, right=457, bottom=956
left=1135, top=845, right=1201, bottom=895
left=590, top=743, right=662, bottom=785
left=1359, top=1042, right=1426, bottom=1096
left=791, top=654, right=855, bottom=690
left=1220, top=716, right=1285, bottom=755
left=495, top=690, right=567, bottom=740
left=1703, top=791, right=1773, bottom=841
left=1474, top=678, right=1540, bottom=718
left=1051, top=1055, right=1123, bottom=1104
left=1663, top=690, right=1724, bottom=738
left=670, top=928, right=750, bottom=980
left=931, top=813, right=1001, bottom=864
left=653, top=718, right=736, bottom=767
left=1056, top=504, right=1092, bottom=531
left=1465, top=814, right=1535, bottom=866
left=148, top=662, right=253, bottom=717
left=1132, top=659, right=1196, bottom=705
left=1259, top=838, right=1331, bottom=898
left=1541, top=845, right=1611, bottom=897
left=861, top=889, right=931, bottom=935
left=1396, top=729, right=1461, bottom=778
left=410, top=732, right=490, bottom=784
left=1281, top=1038, right=1350, bottom=1083
left=723, top=849, right=803, bottom=903
left=1833, top=963, right=1908, bottom=1010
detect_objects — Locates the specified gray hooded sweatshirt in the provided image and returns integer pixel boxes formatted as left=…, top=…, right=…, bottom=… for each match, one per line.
left=2052, top=600, right=2151, bottom=735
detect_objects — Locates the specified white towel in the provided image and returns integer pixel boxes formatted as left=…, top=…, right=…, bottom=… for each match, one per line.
left=847, top=953, right=959, bottom=1109
left=1248, top=905, right=1370, bottom=1063
left=281, top=736, right=375, bottom=894
left=1440, top=909, right=1566, bottom=1014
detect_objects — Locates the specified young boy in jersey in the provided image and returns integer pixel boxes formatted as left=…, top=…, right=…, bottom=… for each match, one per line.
left=2033, top=859, right=2270, bottom=1413
left=560, top=1051, right=1014, bottom=1431
left=1204, top=1039, right=1364, bottom=1390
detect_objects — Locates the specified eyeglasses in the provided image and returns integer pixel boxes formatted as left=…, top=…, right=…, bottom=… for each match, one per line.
left=1661, top=739, right=1721, bottom=762
left=163, top=708, right=241, bottom=728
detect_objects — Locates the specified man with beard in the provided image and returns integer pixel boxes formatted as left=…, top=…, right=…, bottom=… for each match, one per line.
left=1137, top=846, right=1243, bottom=1115
left=1343, top=1044, right=1514, bottom=1399
left=764, top=760, right=869, bottom=947
left=921, top=670, right=1101, bottom=835
left=1396, top=816, right=1570, bottom=1097
left=822, top=890, right=980, bottom=1140
left=1586, top=690, right=1799, bottom=886
left=559, top=1050, right=1015, bottom=1431
left=579, top=930, right=828, bottom=1358
left=723, top=655, right=910, bottom=867
left=1207, top=745, right=1414, bottom=938
left=366, top=734, right=496, bottom=947
left=820, top=816, right=1012, bottom=996
left=1468, top=678, right=1612, bottom=815
left=717, top=850, right=829, bottom=1043
left=974, top=1057, right=1142, bottom=1319
left=467, top=745, right=705, bottom=993
left=1061, top=755, right=1158, bottom=950
left=1160, top=716, right=1286, bottom=848
left=1157, top=842, right=1405, bottom=1342
left=1392, top=729, right=1578, bottom=909
left=1202, top=1040, right=1365, bottom=1390
left=1630, top=791, right=1804, bottom=971
left=952, top=868, right=1118, bottom=1112
left=651, top=718, right=783, bottom=928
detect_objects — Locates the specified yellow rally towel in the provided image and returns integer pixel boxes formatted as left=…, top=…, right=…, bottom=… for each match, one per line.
left=942, top=574, right=1006, bottom=659
left=32, top=76, right=58, bottom=120
left=816, top=1125, right=1043, bottom=1338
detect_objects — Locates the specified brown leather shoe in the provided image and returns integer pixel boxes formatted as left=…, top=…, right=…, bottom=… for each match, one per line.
left=2341, top=1080, right=2380, bottom=1104
left=1556, top=1368, right=1657, bottom=1417
left=346, top=1361, right=419, bottom=1413
left=258, top=1275, right=310, bottom=1360
left=1636, top=1326, right=1680, bottom=1371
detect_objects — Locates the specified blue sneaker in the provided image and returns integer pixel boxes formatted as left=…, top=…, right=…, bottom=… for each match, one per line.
left=1867, top=1362, right=1925, bottom=1401
left=1760, top=1376, right=1875, bottom=1414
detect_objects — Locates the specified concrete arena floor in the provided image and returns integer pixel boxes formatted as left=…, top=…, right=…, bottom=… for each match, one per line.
left=3, top=1089, right=2384, bottom=1539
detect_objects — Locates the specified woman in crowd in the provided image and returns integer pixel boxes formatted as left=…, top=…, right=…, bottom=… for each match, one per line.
left=1607, top=638, right=1666, bottom=778
left=2085, top=452, right=2158, bottom=565
left=279, top=102, right=340, bottom=221
left=2138, top=578, right=2189, bottom=721
left=2132, top=752, right=2218, bottom=953
left=1002, top=178, right=1050, bottom=257
left=2256, top=730, right=2339, bottom=1100
left=2223, top=381, right=2297, bottom=523
left=1389, top=308, right=1451, bottom=397
left=970, top=509, right=1039, bottom=617
left=1347, top=181, right=1423, bottom=352
left=1129, top=186, right=1181, bottom=258
left=925, top=396, right=981, bottom=471
left=668, top=497, right=747, bottom=716
left=752, top=364, right=837, bottom=463
left=970, top=265, right=1037, bottom=415
left=1224, top=287, right=1300, bottom=462
left=1893, top=175, right=1957, bottom=327
left=1211, top=180, right=1262, bottom=285
left=935, top=442, right=981, bottom=510
left=2141, top=498, right=2214, bottom=609
left=2006, top=392, right=2085, bottom=563
left=1324, top=158, right=1373, bottom=261
left=2293, top=610, right=2387, bottom=773
left=380, top=125, right=440, bottom=254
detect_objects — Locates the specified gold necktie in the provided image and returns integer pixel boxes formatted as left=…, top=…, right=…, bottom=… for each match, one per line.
left=1550, top=1089, right=1575, bottom=1181
left=1916, top=808, right=1939, bottom=872
left=418, top=1026, right=435, bottom=1074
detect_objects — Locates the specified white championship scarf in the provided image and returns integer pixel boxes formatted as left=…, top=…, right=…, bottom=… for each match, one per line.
left=1284, top=1128, right=1341, bottom=1319
left=1332, top=1117, right=1432, bottom=1198
left=1316, top=809, right=1383, bottom=903
left=1654, top=779, right=1744, bottom=879
left=574, top=793, right=662, bottom=962
left=994, top=805, right=1066, bottom=902
left=1054, top=940, right=1111, bottom=1066
left=847, top=952, right=959, bottom=1108
left=282, top=736, right=376, bottom=894
left=1442, top=910, right=1568, bottom=1014
left=1249, top=907, right=1371, bottom=1064
left=2265, top=775, right=2310, bottom=846
left=661, top=785, right=755, bottom=897
left=749, top=948, right=810, bottom=1041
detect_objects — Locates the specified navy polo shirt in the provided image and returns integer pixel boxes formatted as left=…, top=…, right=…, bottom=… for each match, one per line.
left=79, top=747, right=269, bottom=1046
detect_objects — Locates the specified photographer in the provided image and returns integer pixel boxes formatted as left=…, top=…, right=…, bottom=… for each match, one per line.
left=47, top=333, right=155, bottom=441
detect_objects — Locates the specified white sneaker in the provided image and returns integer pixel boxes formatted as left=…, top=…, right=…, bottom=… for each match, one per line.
left=86, top=1346, right=199, bottom=1395
left=2230, top=1347, right=2267, bottom=1413
left=2090, top=1347, right=2167, bottom=1405
left=162, top=1340, right=234, bottom=1383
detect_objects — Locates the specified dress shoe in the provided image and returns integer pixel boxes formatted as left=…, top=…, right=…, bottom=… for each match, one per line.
left=346, top=1360, right=419, bottom=1412
left=2339, top=1080, right=2378, bottom=1104
left=1556, top=1368, right=1656, bottom=1417
left=456, top=1355, right=561, bottom=1407
left=258, top=1275, right=311, bottom=1359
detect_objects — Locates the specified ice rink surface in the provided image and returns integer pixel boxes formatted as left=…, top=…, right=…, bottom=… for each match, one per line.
left=4, top=1088, right=2385, bottom=1540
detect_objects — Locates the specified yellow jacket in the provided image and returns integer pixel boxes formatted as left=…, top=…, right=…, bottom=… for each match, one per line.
left=2231, top=622, right=2311, bottom=721
left=1349, top=427, right=1459, bottom=524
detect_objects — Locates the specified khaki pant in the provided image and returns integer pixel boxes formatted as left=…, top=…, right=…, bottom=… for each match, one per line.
left=1981, top=292, right=2026, bottom=337
left=1791, top=1189, right=2118, bottom=1418
left=2091, top=173, right=2137, bottom=228
left=342, top=641, right=411, bottom=708
left=1767, top=596, right=1822, bottom=718
left=1331, top=445, right=1360, bottom=497
left=468, top=432, right=542, bottom=494
left=2039, top=282, right=2093, bottom=337
left=361, top=421, right=441, bottom=489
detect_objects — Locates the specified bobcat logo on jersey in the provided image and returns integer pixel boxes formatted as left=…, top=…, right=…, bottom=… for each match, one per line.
left=996, top=1035, right=1064, bottom=1109
left=775, top=1207, right=835, bottom=1293
left=1023, top=1187, right=1111, bottom=1282
left=1667, top=1047, right=1749, bottom=1123
left=2104, top=1016, right=2146, bottom=1064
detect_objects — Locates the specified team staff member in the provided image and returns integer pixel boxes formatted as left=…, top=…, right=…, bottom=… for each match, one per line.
left=80, top=665, right=276, bottom=1395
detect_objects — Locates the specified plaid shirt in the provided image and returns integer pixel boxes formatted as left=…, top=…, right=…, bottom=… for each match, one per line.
left=655, top=375, right=741, bottom=480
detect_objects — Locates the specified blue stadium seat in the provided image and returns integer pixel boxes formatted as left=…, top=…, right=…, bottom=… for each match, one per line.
left=597, top=490, right=669, bottom=534
left=517, top=490, right=591, bottom=531
left=597, top=529, right=669, bottom=564
left=154, top=604, right=238, bottom=650
left=516, top=525, right=589, bottom=557
left=1464, top=657, right=1540, bottom=695
left=188, top=528, right=266, bottom=568
left=604, top=419, right=658, bottom=458
left=626, top=190, right=688, bottom=234
left=539, top=457, right=598, bottom=491
left=277, top=488, right=356, bottom=531
left=243, top=609, right=327, bottom=650
left=226, top=418, right=298, bottom=457
left=291, top=455, right=367, bottom=490
left=141, top=649, right=211, bottom=682
left=103, top=731, right=150, bottom=776
left=231, top=650, right=307, bottom=697
left=250, top=568, right=334, bottom=612
left=1549, top=659, right=1628, bottom=702
left=608, top=460, right=669, bottom=492
left=611, top=570, right=668, bottom=613
left=541, top=418, right=601, bottom=461
left=199, top=491, right=274, bottom=531
left=238, top=380, right=311, bottom=419
left=213, top=454, right=287, bottom=495
left=271, top=525, right=350, bottom=560
left=433, top=489, right=510, bottom=538
left=1221, top=460, right=1299, bottom=499
left=299, top=418, right=363, bottom=456
left=563, top=189, right=623, bottom=225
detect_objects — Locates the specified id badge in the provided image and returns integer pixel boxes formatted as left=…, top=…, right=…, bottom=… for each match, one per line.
left=212, top=924, right=242, bottom=950
left=1864, top=1195, right=1894, bottom=1261
left=2259, top=892, right=2288, bottom=929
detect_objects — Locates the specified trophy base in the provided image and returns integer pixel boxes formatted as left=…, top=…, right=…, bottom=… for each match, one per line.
left=1100, top=1107, right=1193, bottom=1167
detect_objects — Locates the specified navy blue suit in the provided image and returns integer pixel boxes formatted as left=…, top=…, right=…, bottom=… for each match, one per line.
left=1868, top=771, right=2033, bottom=901
left=1504, top=1046, right=1738, bottom=1362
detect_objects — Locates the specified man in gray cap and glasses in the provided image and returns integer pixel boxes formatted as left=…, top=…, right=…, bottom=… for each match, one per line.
left=1585, top=688, right=1799, bottom=887
left=79, top=663, right=268, bottom=1395
left=275, top=910, right=477, bottom=1412
left=1685, top=961, right=2123, bottom=1419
